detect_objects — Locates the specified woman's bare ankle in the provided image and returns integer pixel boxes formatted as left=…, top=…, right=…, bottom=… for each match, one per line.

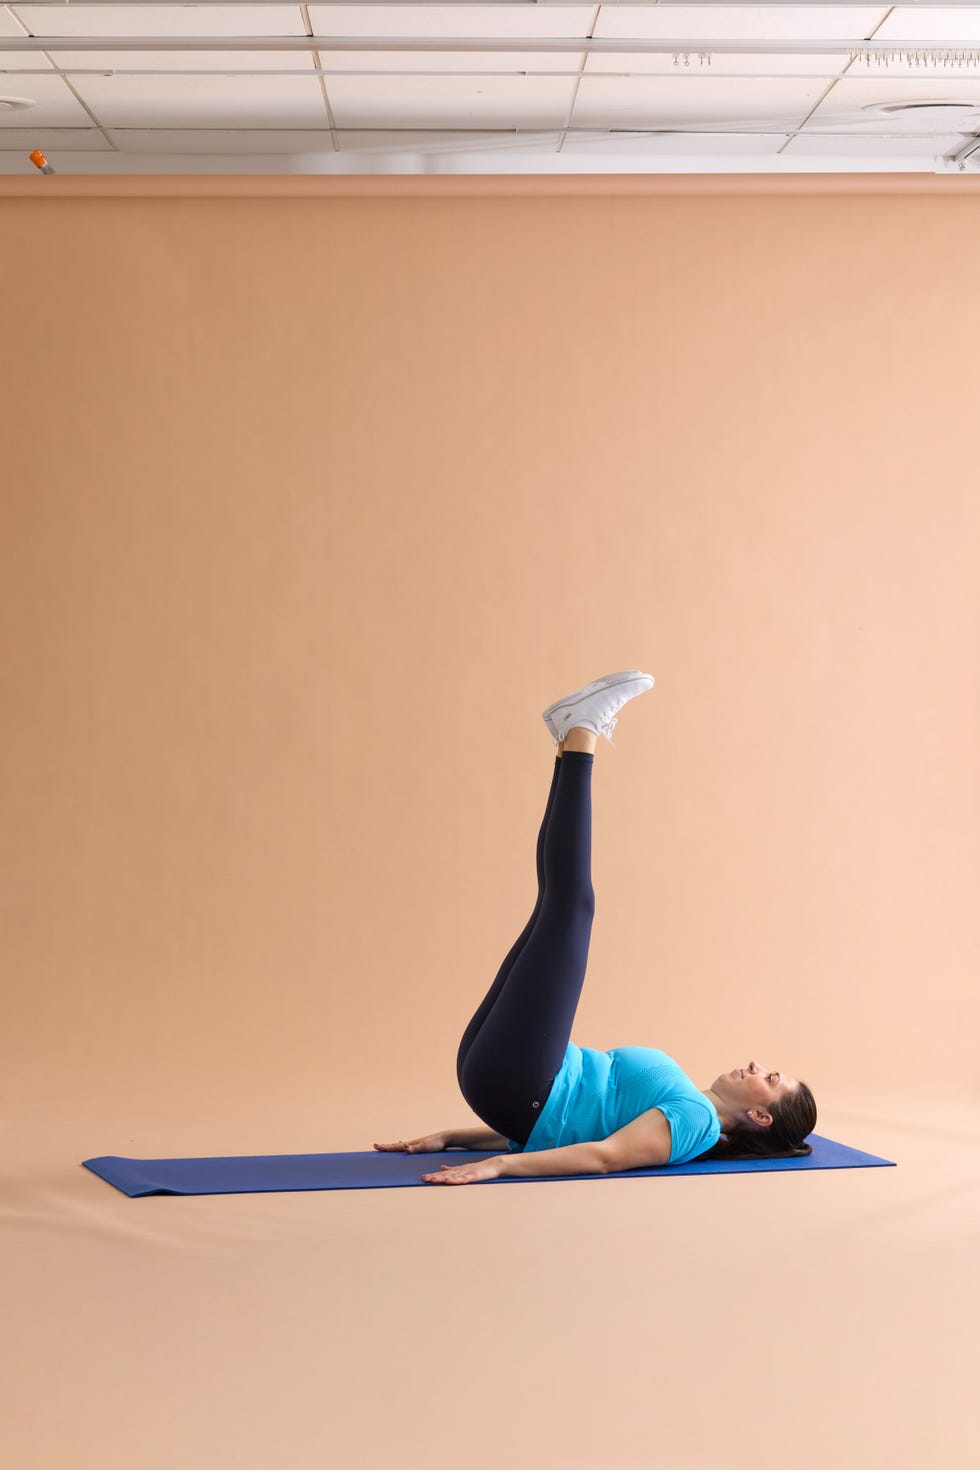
left=560, top=727, right=598, bottom=755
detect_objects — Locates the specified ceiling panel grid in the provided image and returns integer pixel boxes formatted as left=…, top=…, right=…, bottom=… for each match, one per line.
left=1, top=3, right=979, bottom=174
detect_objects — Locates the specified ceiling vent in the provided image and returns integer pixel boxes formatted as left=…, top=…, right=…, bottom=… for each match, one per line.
left=863, top=100, right=980, bottom=124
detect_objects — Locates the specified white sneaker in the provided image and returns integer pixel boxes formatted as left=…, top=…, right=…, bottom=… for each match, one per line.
left=542, top=671, right=655, bottom=747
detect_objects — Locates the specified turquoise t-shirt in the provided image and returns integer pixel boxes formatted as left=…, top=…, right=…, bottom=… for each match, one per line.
left=507, top=1043, right=721, bottom=1166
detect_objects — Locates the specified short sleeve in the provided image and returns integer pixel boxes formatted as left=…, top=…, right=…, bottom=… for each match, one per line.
left=658, top=1100, right=720, bottom=1166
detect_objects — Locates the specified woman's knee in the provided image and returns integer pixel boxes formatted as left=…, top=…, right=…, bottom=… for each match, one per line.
left=543, top=883, right=595, bottom=915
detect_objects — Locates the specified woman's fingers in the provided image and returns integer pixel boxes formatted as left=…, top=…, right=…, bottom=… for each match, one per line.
left=421, top=1163, right=480, bottom=1183
left=374, top=1136, right=444, bottom=1152
left=420, top=1156, right=501, bottom=1186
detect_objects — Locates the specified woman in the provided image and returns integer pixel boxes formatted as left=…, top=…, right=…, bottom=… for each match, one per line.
left=375, top=670, right=817, bottom=1185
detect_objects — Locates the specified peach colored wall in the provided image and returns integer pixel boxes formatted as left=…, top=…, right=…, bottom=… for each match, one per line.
left=2, top=183, right=978, bottom=1131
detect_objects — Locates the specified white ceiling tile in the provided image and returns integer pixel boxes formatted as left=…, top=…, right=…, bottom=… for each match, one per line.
left=10, top=5, right=311, bottom=38
left=302, top=49, right=578, bottom=75
left=0, top=72, right=91, bottom=124
left=785, top=129, right=967, bottom=155
left=571, top=74, right=829, bottom=129
left=308, top=5, right=593, bottom=40
left=65, top=71, right=329, bottom=128
left=325, top=72, right=577, bottom=128
left=108, top=126, right=566, bottom=154
left=593, top=6, right=890, bottom=42
left=811, top=73, right=980, bottom=116
left=335, top=127, right=564, bottom=151
left=104, top=127, right=337, bottom=153
left=44, top=49, right=318, bottom=72
left=561, top=129, right=789, bottom=155
left=570, top=68, right=980, bottom=135
left=560, top=125, right=963, bottom=161
left=0, top=49, right=55, bottom=71
left=0, top=2, right=52, bottom=69
left=0, top=126, right=111, bottom=150
left=875, top=6, right=980, bottom=41
left=0, top=6, right=34, bottom=39
left=584, top=50, right=848, bottom=78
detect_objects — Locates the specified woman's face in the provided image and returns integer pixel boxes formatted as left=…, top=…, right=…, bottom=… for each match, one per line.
left=715, top=1059, right=798, bottom=1118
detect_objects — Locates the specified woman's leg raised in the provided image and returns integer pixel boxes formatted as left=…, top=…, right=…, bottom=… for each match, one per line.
left=455, top=752, right=563, bottom=1081
left=457, top=731, right=598, bottom=1144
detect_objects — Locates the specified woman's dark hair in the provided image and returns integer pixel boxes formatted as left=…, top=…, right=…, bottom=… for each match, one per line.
left=693, top=1079, right=818, bottom=1162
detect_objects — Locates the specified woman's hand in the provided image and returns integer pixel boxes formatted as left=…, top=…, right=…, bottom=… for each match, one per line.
left=420, top=1156, right=504, bottom=1186
left=374, top=1132, right=451, bottom=1154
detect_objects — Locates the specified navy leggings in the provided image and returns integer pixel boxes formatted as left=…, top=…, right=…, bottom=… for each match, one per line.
left=456, top=750, right=596, bottom=1146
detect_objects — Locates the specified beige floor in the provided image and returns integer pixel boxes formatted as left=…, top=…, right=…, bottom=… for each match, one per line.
left=2, top=1092, right=976, bottom=1470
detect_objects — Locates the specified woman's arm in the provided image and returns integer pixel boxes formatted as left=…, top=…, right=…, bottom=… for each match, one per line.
left=449, top=1125, right=511, bottom=1150
left=497, top=1140, right=608, bottom=1178
left=418, top=1139, right=609, bottom=1186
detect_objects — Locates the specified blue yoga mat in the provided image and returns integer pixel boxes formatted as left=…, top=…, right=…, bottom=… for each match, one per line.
left=82, top=1133, right=895, bottom=1197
